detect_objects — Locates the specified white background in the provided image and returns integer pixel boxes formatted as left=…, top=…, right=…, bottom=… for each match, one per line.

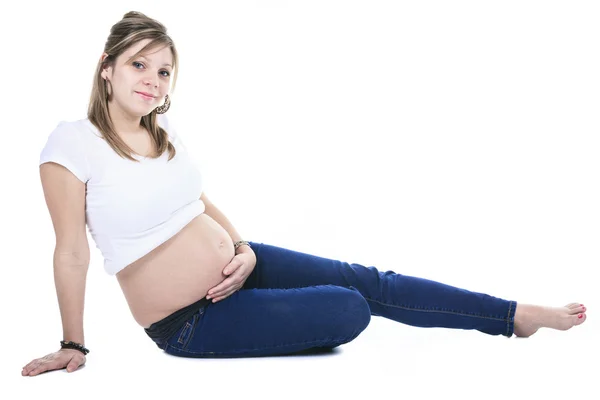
left=1, top=0, right=598, bottom=398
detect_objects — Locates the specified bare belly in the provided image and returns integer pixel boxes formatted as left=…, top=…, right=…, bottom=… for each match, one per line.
left=115, top=213, right=235, bottom=328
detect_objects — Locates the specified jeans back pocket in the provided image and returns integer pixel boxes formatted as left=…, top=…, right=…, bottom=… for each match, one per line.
left=175, top=307, right=205, bottom=350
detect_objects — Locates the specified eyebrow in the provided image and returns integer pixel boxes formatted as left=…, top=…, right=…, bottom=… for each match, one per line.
left=139, top=55, right=172, bottom=68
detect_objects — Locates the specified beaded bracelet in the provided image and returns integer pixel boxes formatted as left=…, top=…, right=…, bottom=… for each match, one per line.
left=234, top=240, right=250, bottom=251
left=60, top=340, right=90, bottom=356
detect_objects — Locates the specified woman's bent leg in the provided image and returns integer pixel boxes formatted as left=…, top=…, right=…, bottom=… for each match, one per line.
left=244, top=241, right=517, bottom=338
left=163, top=284, right=371, bottom=358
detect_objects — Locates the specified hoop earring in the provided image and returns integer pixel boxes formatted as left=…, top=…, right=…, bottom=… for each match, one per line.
left=155, top=94, right=171, bottom=114
left=104, top=79, right=112, bottom=99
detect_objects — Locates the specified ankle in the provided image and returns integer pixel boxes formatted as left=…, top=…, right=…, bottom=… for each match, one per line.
left=515, top=304, right=540, bottom=324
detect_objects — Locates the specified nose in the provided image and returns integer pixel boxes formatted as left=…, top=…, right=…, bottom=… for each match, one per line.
left=143, top=73, right=159, bottom=88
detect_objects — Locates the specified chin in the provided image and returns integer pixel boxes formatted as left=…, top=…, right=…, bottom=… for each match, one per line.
left=135, top=106, right=154, bottom=114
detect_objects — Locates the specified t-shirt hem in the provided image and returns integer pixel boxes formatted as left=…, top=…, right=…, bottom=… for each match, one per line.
left=103, top=200, right=206, bottom=276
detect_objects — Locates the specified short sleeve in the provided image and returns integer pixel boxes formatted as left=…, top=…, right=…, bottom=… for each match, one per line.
left=39, top=121, right=90, bottom=183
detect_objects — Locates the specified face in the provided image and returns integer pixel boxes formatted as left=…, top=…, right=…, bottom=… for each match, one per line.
left=101, top=38, right=173, bottom=119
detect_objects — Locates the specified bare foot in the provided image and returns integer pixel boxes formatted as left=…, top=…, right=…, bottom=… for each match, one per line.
left=513, top=302, right=587, bottom=338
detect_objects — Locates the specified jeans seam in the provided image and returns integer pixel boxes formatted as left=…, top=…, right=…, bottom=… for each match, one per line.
left=362, top=296, right=508, bottom=321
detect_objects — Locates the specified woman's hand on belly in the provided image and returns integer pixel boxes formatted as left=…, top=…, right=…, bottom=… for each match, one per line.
left=206, top=248, right=257, bottom=303
left=116, top=214, right=238, bottom=326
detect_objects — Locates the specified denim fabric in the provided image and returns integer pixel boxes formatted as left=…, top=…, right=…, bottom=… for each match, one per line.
left=144, top=296, right=212, bottom=350
left=145, top=241, right=517, bottom=358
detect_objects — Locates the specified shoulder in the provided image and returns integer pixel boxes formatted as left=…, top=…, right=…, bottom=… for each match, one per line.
left=43, top=119, right=87, bottom=145
left=39, top=118, right=91, bottom=183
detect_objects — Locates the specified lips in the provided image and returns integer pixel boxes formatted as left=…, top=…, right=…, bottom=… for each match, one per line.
left=136, top=91, right=156, bottom=98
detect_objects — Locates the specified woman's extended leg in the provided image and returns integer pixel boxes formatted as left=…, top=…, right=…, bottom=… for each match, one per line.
left=241, top=241, right=586, bottom=338
left=158, top=241, right=587, bottom=358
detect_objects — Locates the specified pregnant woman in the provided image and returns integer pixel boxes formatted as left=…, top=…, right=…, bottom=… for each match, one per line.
left=23, top=11, right=587, bottom=377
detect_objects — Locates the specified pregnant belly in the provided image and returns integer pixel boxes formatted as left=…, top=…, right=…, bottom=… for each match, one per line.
left=116, top=213, right=236, bottom=328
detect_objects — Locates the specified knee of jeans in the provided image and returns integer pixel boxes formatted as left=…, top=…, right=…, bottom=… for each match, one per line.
left=344, top=286, right=371, bottom=334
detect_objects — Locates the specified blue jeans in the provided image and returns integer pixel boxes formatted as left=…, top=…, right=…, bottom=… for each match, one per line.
left=146, top=241, right=517, bottom=358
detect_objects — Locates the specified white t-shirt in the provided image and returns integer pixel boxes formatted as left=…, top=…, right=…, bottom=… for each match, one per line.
left=39, top=114, right=206, bottom=275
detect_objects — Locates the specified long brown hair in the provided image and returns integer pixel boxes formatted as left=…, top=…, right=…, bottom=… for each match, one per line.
left=87, top=11, right=180, bottom=162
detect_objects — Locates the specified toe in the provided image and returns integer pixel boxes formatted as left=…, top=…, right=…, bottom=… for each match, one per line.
left=573, top=313, right=586, bottom=325
left=565, top=304, right=586, bottom=313
left=572, top=305, right=586, bottom=314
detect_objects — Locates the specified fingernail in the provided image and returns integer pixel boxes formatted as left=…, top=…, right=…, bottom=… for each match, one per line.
left=206, top=296, right=210, bottom=299
left=578, top=314, right=583, bottom=318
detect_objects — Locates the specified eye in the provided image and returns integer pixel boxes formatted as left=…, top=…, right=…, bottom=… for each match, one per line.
left=133, top=61, right=170, bottom=78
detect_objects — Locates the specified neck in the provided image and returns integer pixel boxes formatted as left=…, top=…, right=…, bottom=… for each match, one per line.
left=107, top=101, right=144, bottom=134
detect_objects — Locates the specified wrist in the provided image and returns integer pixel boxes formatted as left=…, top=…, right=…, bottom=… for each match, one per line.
left=60, top=348, right=85, bottom=355
left=63, top=338, right=85, bottom=345
left=60, top=340, right=90, bottom=355
left=235, top=246, right=252, bottom=257
left=233, top=240, right=250, bottom=253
